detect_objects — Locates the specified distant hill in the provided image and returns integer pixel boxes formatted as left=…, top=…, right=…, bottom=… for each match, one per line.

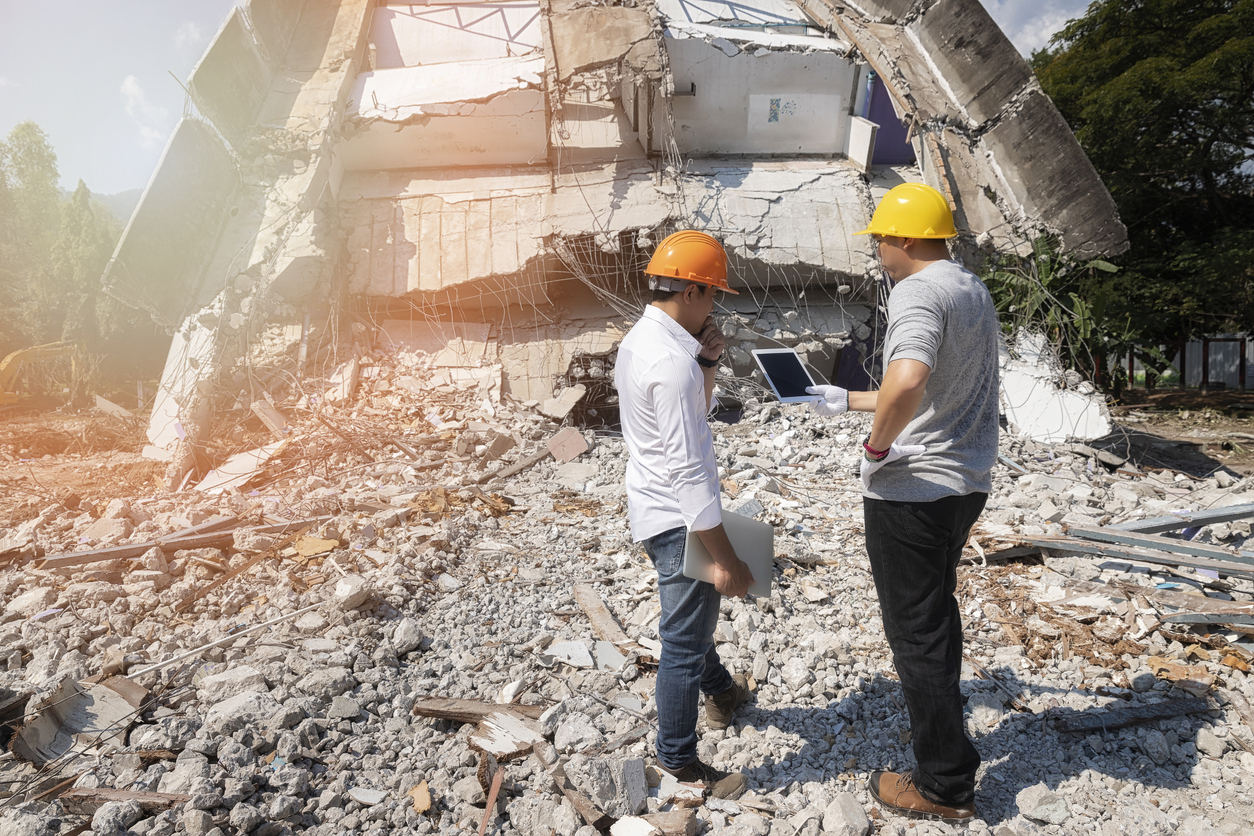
left=96, top=189, right=142, bottom=224
left=58, top=187, right=143, bottom=224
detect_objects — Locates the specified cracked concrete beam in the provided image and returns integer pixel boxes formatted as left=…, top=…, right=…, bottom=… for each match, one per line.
left=102, top=119, right=239, bottom=329
left=980, top=88, right=1128, bottom=258
left=245, top=0, right=306, bottom=67
left=188, top=8, right=274, bottom=146
left=806, top=0, right=1129, bottom=257
left=843, top=0, right=930, bottom=24
left=904, top=0, right=1032, bottom=128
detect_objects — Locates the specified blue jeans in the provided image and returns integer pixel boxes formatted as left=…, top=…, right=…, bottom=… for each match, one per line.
left=644, top=526, right=733, bottom=771
left=864, top=492, right=987, bottom=804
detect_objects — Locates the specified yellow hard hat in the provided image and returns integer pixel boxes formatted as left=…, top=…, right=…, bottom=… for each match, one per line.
left=644, top=230, right=738, bottom=294
left=855, top=182, right=957, bottom=239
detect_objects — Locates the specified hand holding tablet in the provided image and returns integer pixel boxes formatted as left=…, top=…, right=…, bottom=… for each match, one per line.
left=751, top=348, right=819, bottom=403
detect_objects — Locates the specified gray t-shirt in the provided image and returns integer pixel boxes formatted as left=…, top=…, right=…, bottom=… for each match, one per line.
left=866, top=259, right=1000, bottom=502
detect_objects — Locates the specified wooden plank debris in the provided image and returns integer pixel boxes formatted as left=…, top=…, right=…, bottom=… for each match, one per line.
left=39, top=516, right=330, bottom=572
left=1025, top=535, right=1254, bottom=580
left=1110, top=503, right=1254, bottom=534
left=1148, top=656, right=1215, bottom=696
left=475, top=446, right=552, bottom=485
left=1067, top=524, right=1254, bottom=567
left=573, top=583, right=646, bottom=655
left=58, top=788, right=191, bottom=816
left=963, top=654, right=1031, bottom=712
left=1051, top=697, right=1214, bottom=734
left=1056, top=577, right=1254, bottom=631
left=468, top=711, right=546, bottom=761
left=478, top=756, right=505, bottom=836
left=411, top=697, right=545, bottom=725
left=550, top=760, right=614, bottom=830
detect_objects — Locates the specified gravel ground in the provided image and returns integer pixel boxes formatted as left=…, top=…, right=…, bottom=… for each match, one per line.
left=2, top=364, right=1253, bottom=836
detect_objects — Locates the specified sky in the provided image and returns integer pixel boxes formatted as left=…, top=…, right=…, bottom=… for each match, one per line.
left=0, top=0, right=1092, bottom=197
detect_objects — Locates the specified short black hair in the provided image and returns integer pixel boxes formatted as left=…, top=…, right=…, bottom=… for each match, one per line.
left=650, top=283, right=708, bottom=304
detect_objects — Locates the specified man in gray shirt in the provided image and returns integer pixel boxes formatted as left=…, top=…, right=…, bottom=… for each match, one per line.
left=807, top=183, right=999, bottom=823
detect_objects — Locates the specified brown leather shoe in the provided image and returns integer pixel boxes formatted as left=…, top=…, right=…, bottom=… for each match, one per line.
left=704, top=674, right=751, bottom=731
left=868, top=770, right=975, bottom=823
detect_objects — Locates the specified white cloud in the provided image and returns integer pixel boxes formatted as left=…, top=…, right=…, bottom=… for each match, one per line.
left=121, top=75, right=170, bottom=151
left=978, top=0, right=1091, bottom=56
left=174, top=21, right=204, bottom=49
left=0, top=77, right=16, bottom=89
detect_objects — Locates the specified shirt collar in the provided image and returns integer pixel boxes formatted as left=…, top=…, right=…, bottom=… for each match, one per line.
left=642, top=305, right=702, bottom=355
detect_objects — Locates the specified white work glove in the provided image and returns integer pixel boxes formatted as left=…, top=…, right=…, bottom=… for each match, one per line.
left=806, top=385, right=849, bottom=416
left=860, top=443, right=925, bottom=493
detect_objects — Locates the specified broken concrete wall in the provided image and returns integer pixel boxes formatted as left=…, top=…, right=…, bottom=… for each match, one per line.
left=135, top=0, right=375, bottom=482
left=188, top=8, right=274, bottom=146
left=246, top=0, right=308, bottom=66
left=662, top=38, right=859, bottom=156
left=341, top=58, right=548, bottom=170
left=102, top=119, right=239, bottom=329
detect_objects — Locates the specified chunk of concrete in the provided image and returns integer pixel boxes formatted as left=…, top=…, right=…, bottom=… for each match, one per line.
left=4, top=588, right=56, bottom=618
left=565, top=754, right=647, bottom=818
left=327, top=695, right=361, bottom=720
left=82, top=516, right=134, bottom=545
left=546, top=426, right=590, bottom=463
left=197, top=666, right=268, bottom=703
left=554, top=712, right=605, bottom=753
left=822, top=792, right=870, bottom=835
left=540, top=384, right=586, bottom=420
left=333, top=576, right=372, bottom=610
left=203, top=690, right=281, bottom=736
left=1016, top=783, right=1069, bottom=825
left=393, top=617, right=424, bottom=655
left=293, top=666, right=357, bottom=699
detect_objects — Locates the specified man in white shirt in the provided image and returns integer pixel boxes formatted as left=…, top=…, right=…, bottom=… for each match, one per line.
left=614, top=230, right=754, bottom=800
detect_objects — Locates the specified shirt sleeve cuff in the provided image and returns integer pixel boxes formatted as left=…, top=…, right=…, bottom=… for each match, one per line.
left=685, top=496, right=723, bottom=533
left=886, top=347, right=936, bottom=368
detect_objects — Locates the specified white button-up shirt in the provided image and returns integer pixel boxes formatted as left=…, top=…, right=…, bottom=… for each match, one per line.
left=614, top=305, right=722, bottom=542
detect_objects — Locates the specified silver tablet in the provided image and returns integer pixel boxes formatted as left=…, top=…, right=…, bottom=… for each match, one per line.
left=683, top=511, right=774, bottom=598
left=751, top=348, right=819, bottom=404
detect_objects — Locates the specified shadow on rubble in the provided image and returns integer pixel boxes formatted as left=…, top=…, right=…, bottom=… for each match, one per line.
left=730, top=669, right=1215, bottom=825
left=1090, top=425, right=1238, bottom=480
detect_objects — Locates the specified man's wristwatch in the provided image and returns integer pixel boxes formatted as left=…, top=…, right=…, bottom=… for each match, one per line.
left=696, top=353, right=722, bottom=368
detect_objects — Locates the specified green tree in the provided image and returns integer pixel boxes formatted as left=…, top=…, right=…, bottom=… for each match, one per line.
left=0, top=121, right=62, bottom=345
left=52, top=180, right=123, bottom=346
left=1034, top=0, right=1254, bottom=357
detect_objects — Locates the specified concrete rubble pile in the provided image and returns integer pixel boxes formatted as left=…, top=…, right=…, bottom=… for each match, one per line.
left=2, top=335, right=1254, bottom=836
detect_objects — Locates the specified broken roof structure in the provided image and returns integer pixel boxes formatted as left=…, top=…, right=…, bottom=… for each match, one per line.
left=100, top=0, right=1127, bottom=487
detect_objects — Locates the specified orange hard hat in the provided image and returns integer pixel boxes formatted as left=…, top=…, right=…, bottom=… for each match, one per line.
left=644, top=230, right=738, bottom=294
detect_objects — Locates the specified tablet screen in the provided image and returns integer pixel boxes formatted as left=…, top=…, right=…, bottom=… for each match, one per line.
left=756, top=351, right=813, bottom=399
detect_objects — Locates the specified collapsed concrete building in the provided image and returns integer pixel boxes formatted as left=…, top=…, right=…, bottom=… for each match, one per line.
left=101, top=0, right=1128, bottom=487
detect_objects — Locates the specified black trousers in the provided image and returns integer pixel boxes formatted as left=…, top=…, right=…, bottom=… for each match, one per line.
left=864, top=491, right=987, bottom=804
